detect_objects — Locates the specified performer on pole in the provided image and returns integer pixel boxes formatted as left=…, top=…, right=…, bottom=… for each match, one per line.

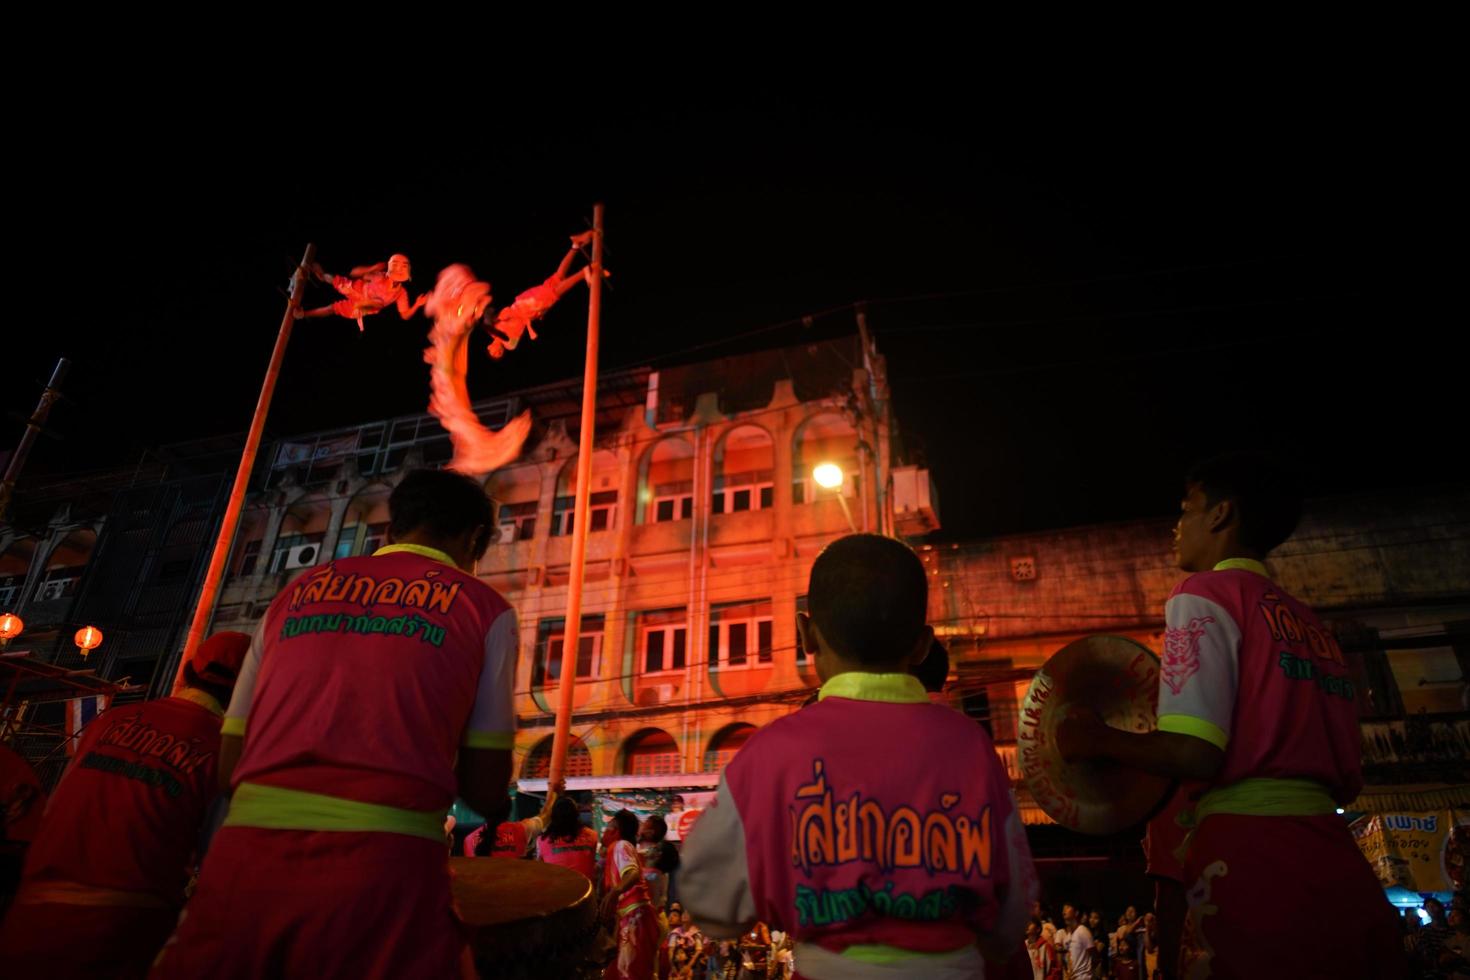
left=1057, top=452, right=1404, bottom=979
left=482, top=231, right=598, bottom=359
left=297, top=253, right=427, bottom=331
left=0, top=632, right=250, bottom=980
left=152, top=469, right=518, bottom=978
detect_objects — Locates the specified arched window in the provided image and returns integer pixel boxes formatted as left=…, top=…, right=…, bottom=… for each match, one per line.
left=623, top=728, right=681, bottom=776
left=702, top=723, right=756, bottom=772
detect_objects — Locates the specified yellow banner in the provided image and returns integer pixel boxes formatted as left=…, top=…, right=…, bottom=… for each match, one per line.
left=1351, top=809, right=1470, bottom=893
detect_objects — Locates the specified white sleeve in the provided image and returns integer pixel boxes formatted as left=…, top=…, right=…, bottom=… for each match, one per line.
left=679, top=774, right=756, bottom=939
left=221, top=622, right=267, bottom=738
left=1157, top=592, right=1240, bottom=750
left=463, top=609, right=518, bottom=749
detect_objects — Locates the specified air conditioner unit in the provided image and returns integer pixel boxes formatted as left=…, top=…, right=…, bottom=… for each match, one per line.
left=284, top=544, right=320, bottom=569
left=38, top=580, right=67, bottom=601
left=654, top=684, right=677, bottom=703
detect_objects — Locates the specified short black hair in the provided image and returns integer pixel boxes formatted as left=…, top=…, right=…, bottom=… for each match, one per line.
left=913, top=638, right=950, bottom=693
left=1186, top=452, right=1304, bottom=554
left=808, top=534, right=928, bottom=666
left=389, top=469, right=495, bottom=557
left=610, top=809, right=639, bottom=843
left=644, top=813, right=668, bottom=841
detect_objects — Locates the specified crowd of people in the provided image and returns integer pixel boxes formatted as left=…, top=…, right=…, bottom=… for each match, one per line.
left=0, top=455, right=1430, bottom=978
left=1022, top=902, right=1157, bottom=980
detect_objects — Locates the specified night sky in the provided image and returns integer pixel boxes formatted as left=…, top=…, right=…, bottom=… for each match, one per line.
left=6, top=101, right=1459, bottom=540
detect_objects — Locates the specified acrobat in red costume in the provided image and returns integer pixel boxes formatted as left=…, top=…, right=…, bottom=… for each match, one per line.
left=298, top=253, right=428, bottom=331
left=481, top=232, right=599, bottom=358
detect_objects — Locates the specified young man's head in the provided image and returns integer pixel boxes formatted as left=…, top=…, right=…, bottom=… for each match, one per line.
left=639, top=814, right=668, bottom=844
left=183, top=631, right=252, bottom=709
left=603, top=809, right=639, bottom=847
left=1025, top=919, right=1041, bottom=942
left=386, top=253, right=412, bottom=283
left=1424, top=897, right=1447, bottom=926
left=1063, top=904, right=1079, bottom=927
left=1173, top=452, right=1303, bottom=572
left=799, top=534, right=932, bottom=681
left=388, top=468, right=494, bottom=572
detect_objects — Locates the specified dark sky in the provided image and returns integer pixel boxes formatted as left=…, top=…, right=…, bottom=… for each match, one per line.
left=6, top=100, right=1459, bottom=539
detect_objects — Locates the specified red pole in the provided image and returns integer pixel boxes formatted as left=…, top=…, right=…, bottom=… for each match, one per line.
left=548, top=206, right=604, bottom=787
left=172, top=244, right=316, bottom=691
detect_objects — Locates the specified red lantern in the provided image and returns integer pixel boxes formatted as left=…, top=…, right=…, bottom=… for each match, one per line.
left=74, top=625, right=103, bottom=658
left=0, top=612, right=22, bottom=641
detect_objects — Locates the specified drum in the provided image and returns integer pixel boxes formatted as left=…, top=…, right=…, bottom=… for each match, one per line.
left=450, top=856, right=598, bottom=979
left=1017, top=634, right=1172, bottom=834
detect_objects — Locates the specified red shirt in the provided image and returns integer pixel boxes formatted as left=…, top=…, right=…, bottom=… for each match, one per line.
left=21, top=693, right=222, bottom=904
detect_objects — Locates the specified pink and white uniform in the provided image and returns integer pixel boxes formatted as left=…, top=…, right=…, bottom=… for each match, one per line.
left=680, top=672, right=1036, bottom=979
left=1157, top=559, right=1403, bottom=979
left=152, top=544, right=519, bottom=979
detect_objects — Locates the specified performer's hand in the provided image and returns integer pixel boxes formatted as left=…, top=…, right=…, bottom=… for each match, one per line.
left=1057, top=706, right=1108, bottom=762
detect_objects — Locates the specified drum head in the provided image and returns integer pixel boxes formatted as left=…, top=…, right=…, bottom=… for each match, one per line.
left=1017, top=635, right=1172, bottom=835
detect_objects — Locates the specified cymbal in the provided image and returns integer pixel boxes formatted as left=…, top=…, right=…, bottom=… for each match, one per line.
left=1017, top=635, right=1172, bottom=835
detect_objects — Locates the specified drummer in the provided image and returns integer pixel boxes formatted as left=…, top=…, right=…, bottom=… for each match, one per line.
left=152, top=469, right=520, bottom=978
left=680, top=533, right=1037, bottom=978
left=1057, top=453, right=1404, bottom=978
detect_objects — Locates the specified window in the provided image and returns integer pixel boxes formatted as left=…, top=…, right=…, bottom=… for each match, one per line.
left=652, top=481, right=694, bottom=523
left=711, top=471, right=774, bottom=514
left=537, top=615, right=605, bottom=685
left=236, top=539, right=263, bottom=577
left=709, top=600, right=774, bottom=669
left=703, top=724, right=755, bottom=773
left=641, top=609, right=688, bottom=675
left=625, top=730, right=680, bottom=776
left=551, top=491, right=619, bottom=536
left=497, top=502, right=538, bottom=543
left=36, top=571, right=81, bottom=601
left=334, top=526, right=359, bottom=561
left=362, top=523, right=388, bottom=555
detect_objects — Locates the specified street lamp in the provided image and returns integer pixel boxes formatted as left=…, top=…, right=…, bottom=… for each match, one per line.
left=813, top=463, right=856, bottom=532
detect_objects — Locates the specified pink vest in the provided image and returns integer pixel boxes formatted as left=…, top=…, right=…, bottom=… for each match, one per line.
left=537, top=826, right=598, bottom=880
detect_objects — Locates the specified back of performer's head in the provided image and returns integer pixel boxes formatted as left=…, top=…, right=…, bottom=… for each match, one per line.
left=388, top=468, right=494, bottom=564
left=802, top=534, right=930, bottom=672
left=183, top=631, right=251, bottom=709
left=547, top=796, right=584, bottom=842
left=1185, top=452, right=1304, bottom=555
left=912, top=638, right=950, bottom=693
left=640, top=813, right=668, bottom=843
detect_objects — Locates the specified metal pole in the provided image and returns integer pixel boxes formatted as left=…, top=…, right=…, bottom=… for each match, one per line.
left=549, top=206, right=604, bottom=787
left=0, top=358, right=70, bottom=521
left=172, top=244, right=316, bottom=690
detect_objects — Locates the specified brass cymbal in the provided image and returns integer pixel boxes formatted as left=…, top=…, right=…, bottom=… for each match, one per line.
left=1017, top=634, right=1172, bottom=835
